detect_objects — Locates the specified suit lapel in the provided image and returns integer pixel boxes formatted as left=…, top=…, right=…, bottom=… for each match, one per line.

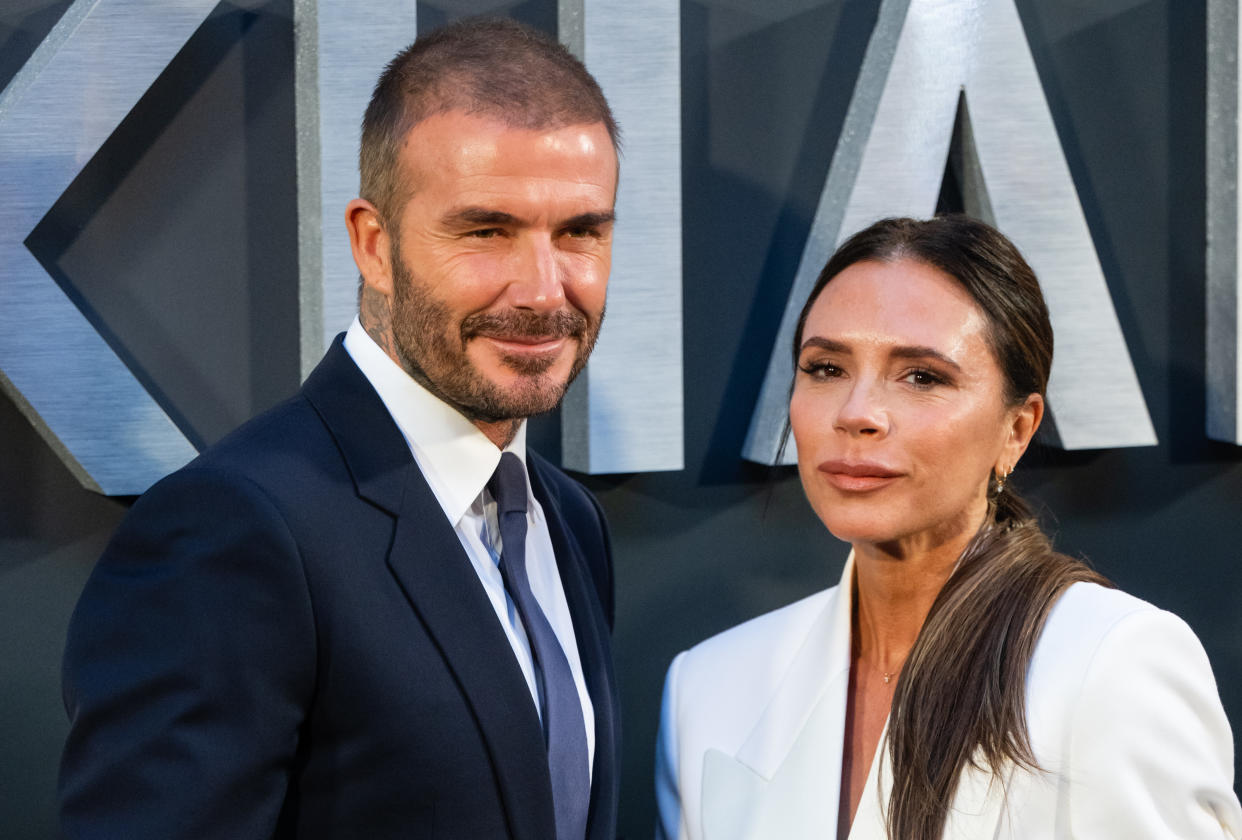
left=302, top=338, right=556, bottom=840
left=528, top=458, right=620, bottom=840
left=386, top=471, right=556, bottom=840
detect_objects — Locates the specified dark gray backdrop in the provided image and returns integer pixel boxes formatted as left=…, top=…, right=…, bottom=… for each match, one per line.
left=2, top=1, right=1239, bottom=838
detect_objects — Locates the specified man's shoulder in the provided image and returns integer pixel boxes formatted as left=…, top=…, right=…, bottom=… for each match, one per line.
left=129, top=387, right=358, bottom=531
left=185, top=392, right=335, bottom=483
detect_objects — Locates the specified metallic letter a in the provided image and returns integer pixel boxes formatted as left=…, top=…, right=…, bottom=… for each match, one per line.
left=743, top=0, right=1157, bottom=464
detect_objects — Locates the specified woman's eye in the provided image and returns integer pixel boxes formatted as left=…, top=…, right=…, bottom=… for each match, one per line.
left=799, top=362, right=843, bottom=380
left=903, top=369, right=943, bottom=388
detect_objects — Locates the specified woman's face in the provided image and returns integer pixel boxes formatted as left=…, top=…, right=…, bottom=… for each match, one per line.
left=790, top=257, right=1041, bottom=556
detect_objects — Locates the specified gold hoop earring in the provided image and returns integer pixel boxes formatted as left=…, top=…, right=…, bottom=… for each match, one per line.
left=996, top=466, right=1012, bottom=493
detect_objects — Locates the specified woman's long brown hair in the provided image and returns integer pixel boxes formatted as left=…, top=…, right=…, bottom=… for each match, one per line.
left=791, top=216, right=1110, bottom=840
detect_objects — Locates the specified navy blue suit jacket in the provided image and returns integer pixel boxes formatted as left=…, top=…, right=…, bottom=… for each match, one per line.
left=59, top=337, right=620, bottom=839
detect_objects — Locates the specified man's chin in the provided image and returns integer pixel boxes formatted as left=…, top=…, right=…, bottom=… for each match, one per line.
left=461, top=348, right=586, bottom=419
left=484, top=377, right=573, bottom=416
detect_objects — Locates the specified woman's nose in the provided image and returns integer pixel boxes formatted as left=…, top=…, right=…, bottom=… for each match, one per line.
left=834, top=380, right=889, bottom=437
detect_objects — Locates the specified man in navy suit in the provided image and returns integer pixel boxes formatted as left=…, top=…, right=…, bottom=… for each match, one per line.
left=59, top=18, right=621, bottom=840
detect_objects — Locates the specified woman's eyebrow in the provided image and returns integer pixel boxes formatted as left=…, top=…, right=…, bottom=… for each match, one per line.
left=890, top=345, right=963, bottom=372
left=799, top=337, right=962, bottom=373
left=799, top=337, right=849, bottom=353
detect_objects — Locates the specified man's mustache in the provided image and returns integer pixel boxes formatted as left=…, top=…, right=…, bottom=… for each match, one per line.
left=462, top=309, right=588, bottom=341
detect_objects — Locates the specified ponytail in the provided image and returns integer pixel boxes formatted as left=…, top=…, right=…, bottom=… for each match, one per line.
left=883, top=484, right=1109, bottom=839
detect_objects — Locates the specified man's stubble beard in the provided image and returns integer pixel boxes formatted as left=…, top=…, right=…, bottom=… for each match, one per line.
left=388, top=247, right=603, bottom=425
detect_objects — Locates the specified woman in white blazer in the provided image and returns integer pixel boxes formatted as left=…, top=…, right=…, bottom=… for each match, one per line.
left=655, top=216, right=1242, bottom=840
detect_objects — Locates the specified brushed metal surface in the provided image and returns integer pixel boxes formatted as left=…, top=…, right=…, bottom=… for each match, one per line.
left=742, top=0, right=1157, bottom=465
left=0, top=0, right=212, bottom=495
left=294, top=0, right=417, bottom=378
left=1207, top=0, right=1241, bottom=444
left=560, top=0, right=685, bottom=473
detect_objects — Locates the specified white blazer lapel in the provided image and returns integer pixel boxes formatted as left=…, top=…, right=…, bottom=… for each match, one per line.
left=850, top=724, right=1011, bottom=840
left=694, top=544, right=1009, bottom=840
left=845, top=721, right=889, bottom=840
left=942, top=755, right=1011, bottom=839
left=700, top=558, right=855, bottom=840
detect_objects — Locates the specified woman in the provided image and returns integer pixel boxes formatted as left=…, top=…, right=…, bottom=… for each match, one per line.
left=655, top=216, right=1242, bottom=840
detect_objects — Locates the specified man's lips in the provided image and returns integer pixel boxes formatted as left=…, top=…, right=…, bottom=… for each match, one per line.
left=478, top=334, right=571, bottom=355
left=817, top=459, right=902, bottom=491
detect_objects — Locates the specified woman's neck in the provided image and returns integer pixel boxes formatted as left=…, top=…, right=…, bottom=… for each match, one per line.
left=850, top=509, right=983, bottom=670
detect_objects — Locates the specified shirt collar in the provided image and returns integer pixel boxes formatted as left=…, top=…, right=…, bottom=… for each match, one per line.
left=343, top=317, right=528, bottom=525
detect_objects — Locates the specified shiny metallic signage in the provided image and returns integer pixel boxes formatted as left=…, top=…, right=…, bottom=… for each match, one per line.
left=293, top=0, right=416, bottom=376
left=3, top=1, right=1219, bottom=495
left=742, top=0, right=1158, bottom=465
left=1208, top=0, right=1242, bottom=445
left=0, top=0, right=210, bottom=495
left=558, top=0, right=685, bottom=473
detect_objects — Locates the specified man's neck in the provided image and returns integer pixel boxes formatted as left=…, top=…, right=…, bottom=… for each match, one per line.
left=476, top=419, right=522, bottom=450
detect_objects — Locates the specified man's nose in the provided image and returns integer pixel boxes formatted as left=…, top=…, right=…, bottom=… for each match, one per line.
left=834, top=380, right=890, bottom=438
left=507, top=234, right=566, bottom=311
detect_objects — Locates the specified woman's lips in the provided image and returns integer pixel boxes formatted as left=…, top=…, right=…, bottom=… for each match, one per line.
left=817, top=459, right=902, bottom=491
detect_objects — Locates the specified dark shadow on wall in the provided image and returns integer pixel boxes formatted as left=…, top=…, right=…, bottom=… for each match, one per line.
left=692, top=0, right=882, bottom=486
left=0, top=0, right=73, bottom=94
left=0, top=390, right=128, bottom=839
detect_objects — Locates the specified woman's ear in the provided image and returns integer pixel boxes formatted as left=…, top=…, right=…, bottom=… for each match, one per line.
left=997, top=392, right=1044, bottom=475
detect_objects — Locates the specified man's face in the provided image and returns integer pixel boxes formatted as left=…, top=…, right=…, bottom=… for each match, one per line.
left=386, top=111, right=617, bottom=424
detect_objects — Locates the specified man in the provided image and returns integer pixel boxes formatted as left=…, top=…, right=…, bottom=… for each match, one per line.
left=59, top=18, right=620, bottom=840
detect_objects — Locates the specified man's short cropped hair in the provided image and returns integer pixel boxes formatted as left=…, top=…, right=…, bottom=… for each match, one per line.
left=360, top=17, right=620, bottom=226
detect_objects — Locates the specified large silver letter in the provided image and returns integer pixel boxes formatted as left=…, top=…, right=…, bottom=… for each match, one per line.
left=743, top=0, right=1157, bottom=464
left=0, top=0, right=213, bottom=495
left=560, top=0, right=685, bottom=473
left=293, top=0, right=416, bottom=377
left=1208, top=0, right=1242, bottom=444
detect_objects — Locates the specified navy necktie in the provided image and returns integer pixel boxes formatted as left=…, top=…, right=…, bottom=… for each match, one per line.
left=488, top=453, right=590, bottom=840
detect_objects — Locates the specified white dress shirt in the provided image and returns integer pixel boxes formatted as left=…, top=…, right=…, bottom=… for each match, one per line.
left=344, top=318, right=595, bottom=774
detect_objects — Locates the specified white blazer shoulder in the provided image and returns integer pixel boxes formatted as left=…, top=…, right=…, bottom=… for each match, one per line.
left=655, top=561, right=1242, bottom=840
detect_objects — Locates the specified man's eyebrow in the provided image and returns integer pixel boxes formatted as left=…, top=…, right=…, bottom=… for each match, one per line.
left=560, top=211, right=616, bottom=229
left=439, top=208, right=616, bottom=229
left=442, top=207, right=521, bottom=227
left=798, top=337, right=963, bottom=372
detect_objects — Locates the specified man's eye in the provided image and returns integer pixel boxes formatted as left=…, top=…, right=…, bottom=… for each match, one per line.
left=564, top=227, right=597, bottom=239
left=467, top=228, right=501, bottom=238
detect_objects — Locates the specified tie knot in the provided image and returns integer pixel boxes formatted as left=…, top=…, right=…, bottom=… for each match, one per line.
left=488, top=452, right=528, bottom=516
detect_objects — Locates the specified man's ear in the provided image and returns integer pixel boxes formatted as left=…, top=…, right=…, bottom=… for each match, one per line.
left=997, top=392, right=1045, bottom=476
left=345, top=199, right=393, bottom=297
